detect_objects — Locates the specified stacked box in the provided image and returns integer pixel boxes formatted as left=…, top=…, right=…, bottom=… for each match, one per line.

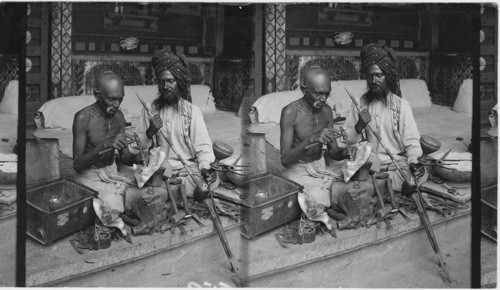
left=26, top=138, right=98, bottom=245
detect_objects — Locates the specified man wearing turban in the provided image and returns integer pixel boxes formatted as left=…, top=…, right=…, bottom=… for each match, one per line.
left=344, top=43, right=427, bottom=191
left=134, top=49, right=217, bottom=198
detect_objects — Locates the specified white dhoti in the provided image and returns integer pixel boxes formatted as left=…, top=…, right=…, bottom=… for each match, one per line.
left=76, top=162, right=136, bottom=234
left=282, top=156, right=343, bottom=229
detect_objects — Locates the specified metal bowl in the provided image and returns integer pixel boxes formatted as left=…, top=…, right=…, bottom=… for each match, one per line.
left=435, top=165, right=472, bottom=183
left=225, top=169, right=248, bottom=187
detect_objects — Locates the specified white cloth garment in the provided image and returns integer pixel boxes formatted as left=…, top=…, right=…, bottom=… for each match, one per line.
left=343, top=93, right=426, bottom=190
left=134, top=99, right=215, bottom=173
left=343, top=92, right=423, bottom=166
left=134, top=98, right=216, bottom=196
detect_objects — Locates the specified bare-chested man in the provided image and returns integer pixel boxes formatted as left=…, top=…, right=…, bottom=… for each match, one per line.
left=280, top=66, right=350, bottom=211
left=73, top=71, right=141, bottom=214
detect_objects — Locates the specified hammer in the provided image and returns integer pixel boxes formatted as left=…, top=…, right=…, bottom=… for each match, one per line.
left=166, top=179, right=186, bottom=224
left=371, top=174, right=392, bottom=219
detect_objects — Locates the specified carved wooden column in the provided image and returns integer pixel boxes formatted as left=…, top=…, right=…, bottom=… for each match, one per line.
left=264, top=4, right=286, bottom=93
left=51, top=2, right=72, bottom=98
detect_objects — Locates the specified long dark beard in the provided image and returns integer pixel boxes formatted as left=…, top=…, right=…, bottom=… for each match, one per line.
left=362, top=88, right=388, bottom=106
left=153, top=92, right=180, bottom=111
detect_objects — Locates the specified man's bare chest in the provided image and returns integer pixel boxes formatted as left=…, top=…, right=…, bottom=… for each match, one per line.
left=294, top=110, right=330, bottom=140
left=86, top=116, right=123, bottom=146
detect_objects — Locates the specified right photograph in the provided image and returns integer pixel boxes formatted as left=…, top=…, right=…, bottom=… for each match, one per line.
left=23, top=2, right=496, bottom=288
left=242, top=2, right=494, bottom=287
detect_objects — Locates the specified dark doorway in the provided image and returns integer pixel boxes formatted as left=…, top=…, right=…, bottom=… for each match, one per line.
left=223, top=5, right=254, bottom=58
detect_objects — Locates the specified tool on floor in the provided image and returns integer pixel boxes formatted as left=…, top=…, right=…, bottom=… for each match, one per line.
left=166, top=180, right=186, bottom=224
left=386, top=178, right=411, bottom=221
left=346, top=87, right=452, bottom=284
left=304, top=127, right=348, bottom=150
left=178, top=180, right=205, bottom=227
left=371, top=174, right=392, bottom=219
left=137, top=92, right=242, bottom=285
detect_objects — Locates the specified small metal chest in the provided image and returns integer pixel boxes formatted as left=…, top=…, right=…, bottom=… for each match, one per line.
left=27, top=178, right=98, bottom=245
left=239, top=173, right=303, bottom=239
left=26, top=138, right=98, bottom=245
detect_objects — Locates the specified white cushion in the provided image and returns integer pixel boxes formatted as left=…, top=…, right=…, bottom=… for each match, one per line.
left=249, top=90, right=303, bottom=124
left=190, top=85, right=216, bottom=114
left=36, top=84, right=217, bottom=129
left=452, top=79, right=472, bottom=115
left=327, top=80, right=367, bottom=118
left=35, top=95, right=95, bottom=129
left=0, top=80, right=18, bottom=116
left=400, top=79, right=432, bottom=109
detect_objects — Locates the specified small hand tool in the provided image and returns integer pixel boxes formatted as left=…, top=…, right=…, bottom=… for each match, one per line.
left=166, top=180, right=186, bottom=224
left=371, top=174, right=392, bottom=218
left=440, top=183, right=458, bottom=195
left=304, top=127, right=348, bottom=150
left=386, top=178, right=411, bottom=221
left=178, top=181, right=204, bottom=227
left=98, top=137, right=137, bottom=155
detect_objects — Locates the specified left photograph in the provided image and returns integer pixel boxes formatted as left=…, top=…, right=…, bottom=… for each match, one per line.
left=0, top=3, right=23, bottom=287
left=24, top=2, right=247, bottom=287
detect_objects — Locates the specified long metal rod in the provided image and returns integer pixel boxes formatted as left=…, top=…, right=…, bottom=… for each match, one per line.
left=345, top=87, right=452, bottom=284
left=136, top=93, right=241, bottom=283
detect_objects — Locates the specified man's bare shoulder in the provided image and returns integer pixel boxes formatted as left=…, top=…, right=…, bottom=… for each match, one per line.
left=74, top=104, right=94, bottom=124
left=282, top=99, right=302, bottom=115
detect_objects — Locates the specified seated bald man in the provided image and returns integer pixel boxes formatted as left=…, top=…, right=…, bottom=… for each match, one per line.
left=73, top=71, right=142, bottom=216
left=280, top=66, right=351, bottom=224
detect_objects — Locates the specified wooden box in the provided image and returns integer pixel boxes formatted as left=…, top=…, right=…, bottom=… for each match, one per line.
left=27, top=179, right=98, bottom=245
left=239, top=173, right=303, bottom=239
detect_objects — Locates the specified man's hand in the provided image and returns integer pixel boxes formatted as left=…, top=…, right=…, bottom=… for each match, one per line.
left=105, top=133, right=132, bottom=151
left=147, top=114, right=163, bottom=138
left=342, top=146, right=354, bottom=160
left=409, top=162, right=425, bottom=178
left=310, top=128, right=339, bottom=145
left=201, top=168, right=217, bottom=184
left=355, top=109, right=371, bottom=133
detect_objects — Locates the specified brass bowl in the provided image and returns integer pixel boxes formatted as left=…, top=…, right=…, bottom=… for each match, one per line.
left=225, top=169, right=248, bottom=187
left=435, top=165, right=472, bottom=183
